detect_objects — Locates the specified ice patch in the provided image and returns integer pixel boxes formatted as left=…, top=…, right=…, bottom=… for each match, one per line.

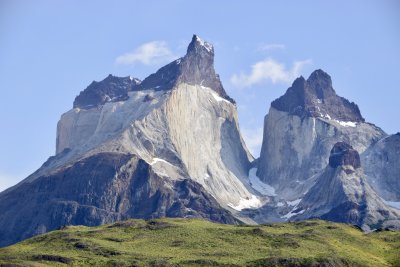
left=277, top=202, right=284, bottom=207
left=248, top=168, right=276, bottom=196
left=200, top=85, right=231, bottom=104
left=195, top=35, right=213, bottom=52
left=150, top=158, right=174, bottom=166
left=384, top=200, right=400, bottom=210
left=323, top=114, right=332, bottom=120
left=228, top=195, right=262, bottom=211
left=211, top=91, right=230, bottom=104
left=204, top=173, right=210, bottom=180
left=282, top=208, right=305, bottom=219
left=321, top=114, right=357, bottom=127
left=287, top=198, right=302, bottom=206
left=335, top=120, right=357, bottom=127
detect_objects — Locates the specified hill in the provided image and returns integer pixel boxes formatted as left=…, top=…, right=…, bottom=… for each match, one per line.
left=0, top=218, right=399, bottom=266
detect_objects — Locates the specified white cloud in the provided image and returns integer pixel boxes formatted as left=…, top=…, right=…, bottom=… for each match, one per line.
left=230, top=58, right=311, bottom=88
left=115, top=41, right=176, bottom=65
left=258, top=43, right=285, bottom=51
left=242, top=127, right=264, bottom=157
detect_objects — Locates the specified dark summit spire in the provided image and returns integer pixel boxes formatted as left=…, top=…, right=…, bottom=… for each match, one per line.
left=186, top=34, right=214, bottom=55
left=271, top=69, right=364, bottom=122
left=329, top=142, right=361, bottom=169
left=141, top=34, right=234, bottom=103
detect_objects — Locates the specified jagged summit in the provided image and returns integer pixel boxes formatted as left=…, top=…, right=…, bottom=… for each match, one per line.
left=74, top=35, right=234, bottom=109
left=271, top=69, right=364, bottom=122
left=187, top=34, right=214, bottom=54
left=73, top=75, right=141, bottom=109
left=140, top=34, right=234, bottom=103
left=328, top=142, right=361, bottom=169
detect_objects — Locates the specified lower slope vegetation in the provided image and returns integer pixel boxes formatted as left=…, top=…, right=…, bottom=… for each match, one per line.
left=0, top=218, right=399, bottom=267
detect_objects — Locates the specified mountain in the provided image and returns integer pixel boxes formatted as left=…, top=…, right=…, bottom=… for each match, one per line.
left=254, top=69, right=400, bottom=229
left=257, top=70, right=385, bottom=201
left=0, top=35, right=399, bottom=248
left=1, top=218, right=399, bottom=267
left=362, top=133, right=400, bottom=204
left=0, top=35, right=256, bottom=247
left=291, top=142, right=400, bottom=230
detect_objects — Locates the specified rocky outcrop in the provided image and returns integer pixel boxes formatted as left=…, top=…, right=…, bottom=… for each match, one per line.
left=271, top=69, right=363, bottom=122
left=328, top=142, right=361, bottom=169
left=0, top=35, right=255, bottom=247
left=362, top=133, right=400, bottom=202
left=73, top=75, right=141, bottom=109
left=291, top=142, right=400, bottom=231
left=138, top=35, right=234, bottom=103
left=0, top=152, right=236, bottom=247
left=257, top=70, right=385, bottom=200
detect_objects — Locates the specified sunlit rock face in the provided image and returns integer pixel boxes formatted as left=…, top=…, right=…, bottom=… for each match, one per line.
left=0, top=35, right=255, bottom=247
left=292, top=142, right=400, bottom=231
left=257, top=70, right=385, bottom=201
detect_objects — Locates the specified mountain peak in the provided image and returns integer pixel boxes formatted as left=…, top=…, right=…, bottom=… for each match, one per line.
left=271, top=69, right=364, bottom=123
left=307, top=69, right=332, bottom=86
left=187, top=34, right=214, bottom=55
left=73, top=75, right=140, bottom=109
left=139, top=35, right=234, bottom=102
left=329, top=142, right=361, bottom=169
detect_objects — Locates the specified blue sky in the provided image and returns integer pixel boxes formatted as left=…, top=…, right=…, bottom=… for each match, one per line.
left=0, top=0, right=399, bottom=191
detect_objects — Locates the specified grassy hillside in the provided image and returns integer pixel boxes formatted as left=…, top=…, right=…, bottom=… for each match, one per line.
left=0, top=218, right=399, bottom=267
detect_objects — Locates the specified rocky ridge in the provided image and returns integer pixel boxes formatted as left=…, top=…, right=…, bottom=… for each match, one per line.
left=292, top=142, right=400, bottom=230
left=0, top=35, right=255, bottom=247
left=0, top=35, right=399, bottom=247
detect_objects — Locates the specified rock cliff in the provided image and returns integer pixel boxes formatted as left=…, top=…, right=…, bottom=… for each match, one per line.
left=0, top=35, right=255, bottom=247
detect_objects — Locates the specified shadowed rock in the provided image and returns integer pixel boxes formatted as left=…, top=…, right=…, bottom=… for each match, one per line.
left=271, top=69, right=364, bottom=122
left=329, top=142, right=361, bottom=169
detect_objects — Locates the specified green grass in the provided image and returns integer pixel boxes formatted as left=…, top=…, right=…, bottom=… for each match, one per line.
left=0, top=219, right=399, bottom=266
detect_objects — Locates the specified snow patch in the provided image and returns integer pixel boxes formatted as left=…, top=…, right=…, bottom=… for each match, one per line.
left=384, top=200, right=400, bottom=210
left=320, top=113, right=357, bottom=127
left=335, top=120, right=357, bottom=127
left=323, top=114, right=332, bottom=120
left=282, top=208, right=305, bottom=219
left=211, top=91, right=230, bottom=104
left=200, top=85, right=231, bottom=104
left=228, top=195, right=262, bottom=211
left=248, top=168, right=276, bottom=196
left=195, top=35, right=213, bottom=52
left=287, top=198, right=302, bottom=206
left=277, top=202, right=284, bottom=207
left=150, top=158, right=174, bottom=166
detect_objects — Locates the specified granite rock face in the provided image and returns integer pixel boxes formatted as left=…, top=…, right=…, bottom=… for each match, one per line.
left=256, top=70, right=399, bottom=229
left=0, top=152, right=236, bottom=247
left=1, top=36, right=399, bottom=247
left=0, top=35, right=254, bottom=247
left=73, top=75, right=141, bottom=109
left=292, top=142, right=400, bottom=231
left=362, top=133, right=400, bottom=202
left=271, top=69, right=364, bottom=122
left=257, top=70, right=384, bottom=200
left=329, top=142, right=361, bottom=169
left=138, top=35, right=234, bottom=103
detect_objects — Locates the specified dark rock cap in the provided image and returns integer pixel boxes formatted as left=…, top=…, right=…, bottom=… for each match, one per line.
left=73, top=75, right=141, bottom=109
left=73, top=35, right=235, bottom=109
left=271, top=69, right=364, bottom=122
left=140, top=34, right=235, bottom=103
left=329, top=142, right=361, bottom=169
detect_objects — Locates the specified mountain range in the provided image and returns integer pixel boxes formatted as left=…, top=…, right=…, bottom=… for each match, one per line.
left=0, top=35, right=399, bottom=247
